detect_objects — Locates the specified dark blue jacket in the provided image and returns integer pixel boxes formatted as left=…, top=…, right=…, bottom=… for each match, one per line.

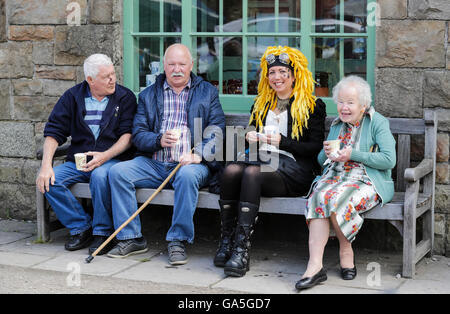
left=133, top=73, right=225, bottom=171
left=44, top=81, right=138, bottom=162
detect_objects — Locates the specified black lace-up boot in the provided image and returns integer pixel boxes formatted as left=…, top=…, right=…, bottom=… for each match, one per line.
left=214, top=199, right=238, bottom=267
left=224, top=201, right=259, bottom=277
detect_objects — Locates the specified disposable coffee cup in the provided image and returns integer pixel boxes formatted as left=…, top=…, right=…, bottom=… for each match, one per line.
left=264, top=125, right=278, bottom=135
left=170, top=128, right=182, bottom=144
left=326, top=140, right=341, bottom=158
left=74, top=153, right=87, bottom=170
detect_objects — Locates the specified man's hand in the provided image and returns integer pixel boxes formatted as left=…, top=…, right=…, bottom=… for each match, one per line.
left=160, top=130, right=179, bottom=148
left=179, top=153, right=202, bottom=166
left=36, top=165, right=55, bottom=193
left=82, top=151, right=110, bottom=172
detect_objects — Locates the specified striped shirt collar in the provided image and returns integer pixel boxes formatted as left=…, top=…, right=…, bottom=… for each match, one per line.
left=85, top=87, right=109, bottom=102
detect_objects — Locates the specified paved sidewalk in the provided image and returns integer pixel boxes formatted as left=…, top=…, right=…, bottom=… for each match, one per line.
left=0, top=218, right=449, bottom=294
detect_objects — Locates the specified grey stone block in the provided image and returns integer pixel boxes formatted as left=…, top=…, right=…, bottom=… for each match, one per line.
left=13, top=96, right=59, bottom=121
left=408, top=0, right=450, bottom=20
left=54, top=24, right=119, bottom=65
left=0, top=79, right=10, bottom=119
left=0, top=122, right=35, bottom=158
left=0, top=42, right=33, bottom=79
left=375, top=68, right=423, bottom=118
left=8, top=0, right=87, bottom=25
left=0, top=183, right=35, bottom=219
left=376, top=20, right=446, bottom=68
left=423, top=71, right=450, bottom=109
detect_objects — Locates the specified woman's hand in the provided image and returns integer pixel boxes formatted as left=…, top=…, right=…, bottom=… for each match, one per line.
left=332, top=146, right=352, bottom=163
left=246, top=131, right=262, bottom=143
left=266, top=133, right=281, bottom=146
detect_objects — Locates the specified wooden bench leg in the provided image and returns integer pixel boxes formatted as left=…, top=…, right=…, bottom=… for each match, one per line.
left=402, top=181, right=419, bottom=278
left=36, top=187, right=50, bottom=243
left=422, top=209, right=433, bottom=258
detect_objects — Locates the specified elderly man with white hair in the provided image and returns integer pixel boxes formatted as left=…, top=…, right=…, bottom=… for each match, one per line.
left=36, top=54, right=137, bottom=254
left=107, top=43, right=225, bottom=265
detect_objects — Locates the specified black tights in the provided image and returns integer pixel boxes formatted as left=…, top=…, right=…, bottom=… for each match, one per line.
left=220, top=163, right=288, bottom=206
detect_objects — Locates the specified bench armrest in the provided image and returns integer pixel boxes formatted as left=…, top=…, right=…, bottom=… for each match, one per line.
left=404, top=158, right=433, bottom=182
left=36, top=143, right=71, bottom=160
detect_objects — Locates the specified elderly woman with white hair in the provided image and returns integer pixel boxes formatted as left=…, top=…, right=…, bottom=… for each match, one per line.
left=295, top=75, right=396, bottom=290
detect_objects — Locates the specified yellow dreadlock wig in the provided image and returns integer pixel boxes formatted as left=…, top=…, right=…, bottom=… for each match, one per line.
left=249, top=46, right=316, bottom=140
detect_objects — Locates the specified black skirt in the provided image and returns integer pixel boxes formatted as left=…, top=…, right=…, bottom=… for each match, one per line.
left=233, top=150, right=315, bottom=197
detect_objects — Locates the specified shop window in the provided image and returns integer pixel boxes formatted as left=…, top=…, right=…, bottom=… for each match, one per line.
left=124, top=0, right=376, bottom=114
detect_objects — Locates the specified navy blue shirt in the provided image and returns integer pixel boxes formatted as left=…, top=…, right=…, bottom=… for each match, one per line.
left=44, top=81, right=137, bottom=163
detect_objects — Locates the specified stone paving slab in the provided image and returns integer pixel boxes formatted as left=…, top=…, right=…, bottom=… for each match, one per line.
left=0, top=231, right=31, bottom=245
left=0, top=251, right=51, bottom=268
left=114, top=252, right=225, bottom=287
left=32, top=252, right=141, bottom=277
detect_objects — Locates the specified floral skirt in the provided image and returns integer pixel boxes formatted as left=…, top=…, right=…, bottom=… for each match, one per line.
left=305, top=172, right=380, bottom=242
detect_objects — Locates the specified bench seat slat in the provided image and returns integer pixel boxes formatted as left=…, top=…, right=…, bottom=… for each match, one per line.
left=69, top=183, right=431, bottom=222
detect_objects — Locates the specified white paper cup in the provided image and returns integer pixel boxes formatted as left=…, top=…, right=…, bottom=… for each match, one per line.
left=170, top=128, right=182, bottom=144
left=264, top=125, right=278, bottom=135
left=74, top=153, right=87, bottom=170
left=325, top=140, right=340, bottom=158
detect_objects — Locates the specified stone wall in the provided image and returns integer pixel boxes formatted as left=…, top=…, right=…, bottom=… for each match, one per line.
left=376, top=0, right=450, bottom=256
left=0, top=0, right=123, bottom=219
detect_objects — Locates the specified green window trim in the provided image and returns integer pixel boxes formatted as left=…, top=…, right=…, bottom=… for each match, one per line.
left=123, top=0, right=377, bottom=116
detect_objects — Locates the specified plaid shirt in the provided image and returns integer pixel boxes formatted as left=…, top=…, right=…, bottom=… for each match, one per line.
left=153, top=79, right=191, bottom=162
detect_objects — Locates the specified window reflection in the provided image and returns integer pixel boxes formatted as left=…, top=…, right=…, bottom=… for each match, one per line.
left=138, top=0, right=182, bottom=33
left=248, top=0, right=301, bottom=33
left=315, top=0, right=367, bottom=33
left=314, top=0, right=368, bottom=96
left=138, top=37, right=180, bottom=90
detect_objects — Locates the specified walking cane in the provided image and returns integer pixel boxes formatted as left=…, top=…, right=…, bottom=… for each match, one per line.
left=85, top=148, right=193, bottom=263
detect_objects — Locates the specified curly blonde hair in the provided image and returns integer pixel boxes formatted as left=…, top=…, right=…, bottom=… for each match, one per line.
left=249, top=46, right=316, bottom=139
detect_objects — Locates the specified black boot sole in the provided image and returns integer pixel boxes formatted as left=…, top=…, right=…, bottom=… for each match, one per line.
left=224, top=266, right=246, bottom=277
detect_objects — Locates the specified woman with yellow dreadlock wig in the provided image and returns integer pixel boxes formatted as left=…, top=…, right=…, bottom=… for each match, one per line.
left=214, top=46, right=326, bottom=278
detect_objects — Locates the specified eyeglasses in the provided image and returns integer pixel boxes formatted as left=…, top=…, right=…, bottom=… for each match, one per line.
left=266, top=53, right=290, bottom=65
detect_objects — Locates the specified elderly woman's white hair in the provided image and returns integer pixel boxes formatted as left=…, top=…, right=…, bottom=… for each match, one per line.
left=332, top=75, right=372, bottom=109
left=83, top=54, right=113, bottom=80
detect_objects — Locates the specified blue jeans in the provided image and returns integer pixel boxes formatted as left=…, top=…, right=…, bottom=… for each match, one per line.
left=108, top=156, right=211, bottom=243
left=44, top=159, right=120, bottom=236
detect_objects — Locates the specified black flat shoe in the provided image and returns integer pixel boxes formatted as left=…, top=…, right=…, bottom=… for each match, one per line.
left=65, top=228, right=93, bottom=251
left=295, top=268, right=327, bottom=290
left=341, top=266, right=357, bottom=280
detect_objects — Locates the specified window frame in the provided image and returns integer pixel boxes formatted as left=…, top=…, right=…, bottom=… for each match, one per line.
left=123, top=0, right=376, bottom=115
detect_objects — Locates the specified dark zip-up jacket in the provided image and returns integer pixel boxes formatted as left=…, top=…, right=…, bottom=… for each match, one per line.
left=44, top=81, right=138, bottom=162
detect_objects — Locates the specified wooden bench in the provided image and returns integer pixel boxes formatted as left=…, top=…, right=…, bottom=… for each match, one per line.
left=36, top=110, right=437, bottom=278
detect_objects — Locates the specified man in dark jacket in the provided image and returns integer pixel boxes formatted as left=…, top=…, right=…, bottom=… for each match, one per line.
left=107, top=44, right=225, bottom=265
left=36, top=54, right=137, bottom=254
